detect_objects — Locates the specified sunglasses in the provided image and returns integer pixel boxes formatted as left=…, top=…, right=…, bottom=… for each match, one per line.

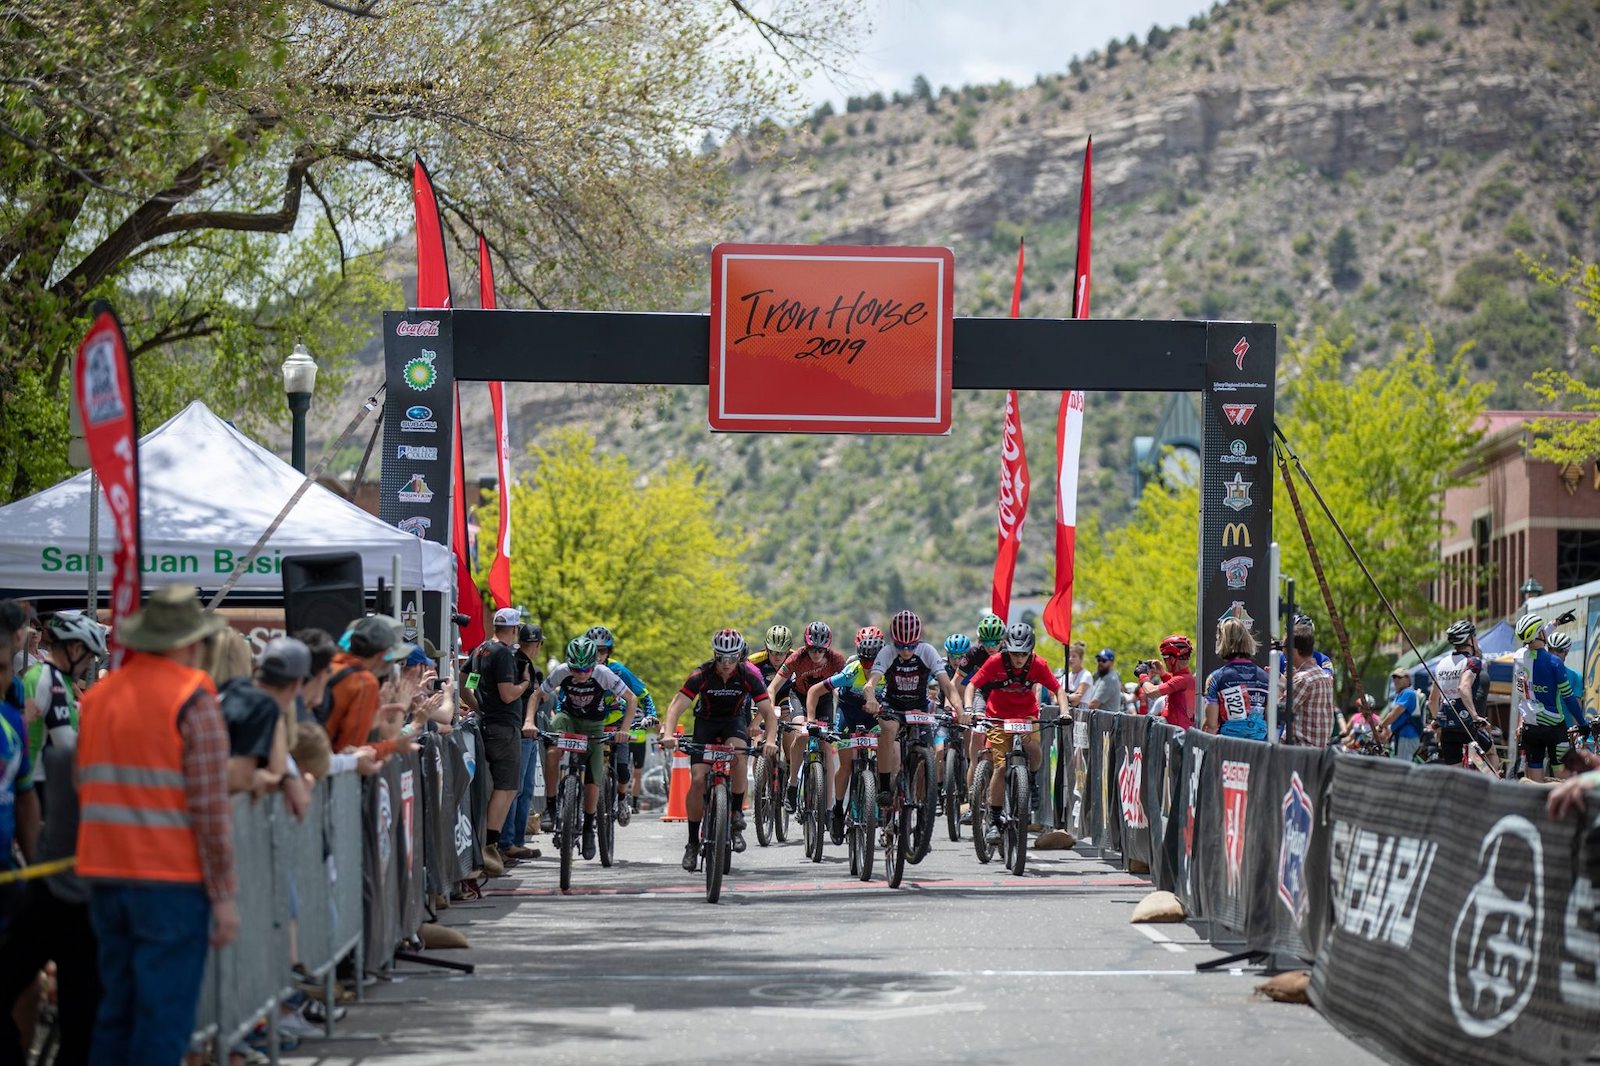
left=572, top=666, right=594, bottom=674
left=714, top=652, right=742, bottom=664
left=894, top=641, right=917, bottom=650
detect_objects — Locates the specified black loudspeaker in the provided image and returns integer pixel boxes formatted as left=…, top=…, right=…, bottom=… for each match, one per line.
left=281, top=553, right=365, bottom=638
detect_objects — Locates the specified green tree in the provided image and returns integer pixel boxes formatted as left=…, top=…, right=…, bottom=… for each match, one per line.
left=476, top=429, right=759, bottom=692
left=1327, top=226, right=1361, bottom=287
left=1274, top=333, right=1489, bottom=693
left=1525, top=258, right=1600, bottom=464
left=0, top=0, right=862, bottom=500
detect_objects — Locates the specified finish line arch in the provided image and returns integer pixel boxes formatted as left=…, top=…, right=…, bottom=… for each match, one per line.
left=379, top=308, right=1276, bottom=682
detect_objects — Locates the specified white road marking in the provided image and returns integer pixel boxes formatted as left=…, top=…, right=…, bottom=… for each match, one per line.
left=1134, top=924, right=1188, bottom=953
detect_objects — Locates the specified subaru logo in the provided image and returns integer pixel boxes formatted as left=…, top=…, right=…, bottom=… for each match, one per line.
left=406, top=405, right=432, bottom=421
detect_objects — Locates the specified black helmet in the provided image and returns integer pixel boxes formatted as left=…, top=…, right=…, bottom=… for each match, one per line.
left=1446, top=619, right=1476, bottom=647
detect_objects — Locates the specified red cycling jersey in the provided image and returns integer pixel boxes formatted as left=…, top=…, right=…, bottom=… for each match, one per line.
left=777, top=648, right=846, bottom=696
left=1148, top=668, right=1196, bottom=730
left=968, top=654, right=1060, bottom=720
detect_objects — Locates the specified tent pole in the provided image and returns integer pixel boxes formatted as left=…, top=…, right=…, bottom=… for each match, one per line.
left=88, top=470, right=99, bottom=615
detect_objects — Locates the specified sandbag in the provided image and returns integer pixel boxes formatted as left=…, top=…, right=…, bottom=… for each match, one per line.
left=1035, top=829, right=1076, bottom=850
left=418, top=923, right=470, bottom=949
left=1255, top=970, right=1311, bottom=1004
left=1129, top=890, right=1186, bottom=923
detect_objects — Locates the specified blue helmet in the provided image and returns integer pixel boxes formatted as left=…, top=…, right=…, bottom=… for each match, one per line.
left=944, top=633, right=972, bottom=657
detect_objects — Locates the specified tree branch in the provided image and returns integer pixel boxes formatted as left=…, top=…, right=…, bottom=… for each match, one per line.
left=144, top=148, right=315, bottom=240
left=127, top=311, right=217, bottom=359
left=303, top=168, right=347, bottom=277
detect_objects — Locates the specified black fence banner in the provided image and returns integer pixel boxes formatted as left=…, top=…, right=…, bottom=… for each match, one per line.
left=1068, top=714, right=1092, bottom=840
left=446, top=728, right=479, bottom=880
left=1191, top=732, right=1260, bottom=933
left=361, top=760, right=400, bottom=972
left=1117, top=713, right=1153, bottom=868
left=1141, top=721, right=1177, bottom=889
left=1243, top=743, right=1333, bottom=962
left=1175, top=729, right=1217, bottom=916
left=396, top=750, right=427, bottom=939
left=419, top=733, right=450, bottom=897
left=1310, top=758, right=1600, bottom=1066
left=1088, top=711, right=1121, bottom=853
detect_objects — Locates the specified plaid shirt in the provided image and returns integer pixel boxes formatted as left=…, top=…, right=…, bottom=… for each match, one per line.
left=178, top=687, right=236, bottom=903
left=1288, top=664, right=1337, bottom=747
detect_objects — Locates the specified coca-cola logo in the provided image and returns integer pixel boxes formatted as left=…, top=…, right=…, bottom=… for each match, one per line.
left=396, top=320, right=440, bottom=337
left=996, top=393, right=1029, bottom=539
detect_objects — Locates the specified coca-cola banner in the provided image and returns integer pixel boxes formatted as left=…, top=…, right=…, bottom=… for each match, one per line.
left=1311, top=758, right=1600, bottom=1066
left=990, top=388, right=1029, bottom=621
left=379, top=311, right=455, bottom=548
left=73, top=302, right=140, bottom=664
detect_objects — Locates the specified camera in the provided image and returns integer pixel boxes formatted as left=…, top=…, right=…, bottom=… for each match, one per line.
left=450, top=611, right=472, bottom=627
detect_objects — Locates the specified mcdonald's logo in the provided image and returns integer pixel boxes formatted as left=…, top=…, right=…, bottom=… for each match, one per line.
left=1222, top=522, right=1252, bottom=548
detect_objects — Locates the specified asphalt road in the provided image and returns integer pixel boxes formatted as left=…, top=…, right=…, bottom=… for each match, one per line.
left=284, top=806, right=1381, bottom=1066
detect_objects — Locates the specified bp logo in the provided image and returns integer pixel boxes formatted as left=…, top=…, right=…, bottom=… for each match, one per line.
left=403, top=349, right=439, bottom=392
left=376, top=778, right=393, bottom=868
left=1278, top=771, right=1313, bottom=924
left=1450, top=814, right=1543, bottom=1037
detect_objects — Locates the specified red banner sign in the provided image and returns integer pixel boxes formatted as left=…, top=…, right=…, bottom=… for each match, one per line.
left=73, top=303, right=141, bottom=665
left=709, top=243, right=953, bottom=434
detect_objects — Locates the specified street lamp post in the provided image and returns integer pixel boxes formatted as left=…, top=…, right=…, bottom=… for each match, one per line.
left=281, top=341, right=319, bottom=474
left=1519, top=577, right=1544, bottom=616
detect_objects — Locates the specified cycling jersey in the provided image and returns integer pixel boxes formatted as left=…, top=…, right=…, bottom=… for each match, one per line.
left=22, top=662, right=76, bottom=782
left=1205, top=657, right=1269, bottom=741
left=600, top=658, right=655, bottom=735
left=776, top=647, right=847, bottom=696
left=1147, top=668, right=1196, bottom=731
left=957, top=646, right=994, bottom=685
left=540, top=663, right=631, bottom=722
left=822, top=659, right=885, bottom=709
left=870, top=642, right=950, bottom=710
left=968, top=653, right=1059, bottom=720
left=1511, top=647, right=1581, bottom=729
left=1432, top=650, right=1482, bottom=727
left=748, top=649, right=783, bottom=686
left=679, top=661, right=768, bottom=718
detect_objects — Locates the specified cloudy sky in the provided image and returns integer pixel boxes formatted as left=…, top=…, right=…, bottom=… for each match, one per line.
left=796, top=0, right=1214, bottom=109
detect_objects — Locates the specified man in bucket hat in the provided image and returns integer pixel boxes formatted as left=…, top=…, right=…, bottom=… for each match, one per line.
left=75, top=585, right=239, bottom=1066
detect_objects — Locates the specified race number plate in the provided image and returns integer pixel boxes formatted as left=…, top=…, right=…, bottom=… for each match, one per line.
left=702, top=744, right=736, bottom=764
left=835, top=735, right=877, bottom=750
left=901, top=711, right=936, bottom=725
left=556, top=733, right=591, bottom=752
left=1002, top=719, right=1035, bottom=734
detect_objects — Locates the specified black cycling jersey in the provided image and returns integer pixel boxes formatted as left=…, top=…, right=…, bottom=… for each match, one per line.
left=680, top=661, right=768, bottom=718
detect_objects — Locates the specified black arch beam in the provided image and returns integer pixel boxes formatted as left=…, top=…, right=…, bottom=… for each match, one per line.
left=448, top=309, right=1210, bottom=392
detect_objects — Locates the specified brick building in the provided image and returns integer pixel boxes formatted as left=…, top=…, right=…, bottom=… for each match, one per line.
left=1440, top=411, right=1600, bottom=618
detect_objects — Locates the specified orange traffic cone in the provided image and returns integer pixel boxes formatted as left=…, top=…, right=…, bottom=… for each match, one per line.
left=662, top=750, right=692, bottom=822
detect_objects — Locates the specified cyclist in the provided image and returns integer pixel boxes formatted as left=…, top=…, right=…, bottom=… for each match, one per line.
left=536, top=637, right=638, bottom=861
left=933, top=633, right=972, bottom=807
left=1201, top=618, right=1269, bottom=740
left=863, top=610, right=964, bottom=812
left=22, top=611, right=105, bottom=797
left=1137, top=634, right=1197, bottom=731
left=588, top=625, right=656, bottom=819
left=964, top=622, right=1060, bottom=844
left=767, top=621, right=845, bottom=811
left=1428, top=619, right=1494, bottom=769
left=953, top=614, right=1004, bottom=822
left=661, top=629, right=779, bottom=871
left=807, top=626, right=886, bottom=841
left=1511, top=613, right=1583, bottom=782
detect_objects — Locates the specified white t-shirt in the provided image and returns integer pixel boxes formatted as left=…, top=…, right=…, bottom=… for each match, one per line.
left=1060, top=667, right=1092, bottom=708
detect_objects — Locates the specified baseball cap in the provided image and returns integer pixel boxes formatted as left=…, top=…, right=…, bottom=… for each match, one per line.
left=403, top=646, right=432, bottom=668
left=493, top=607, right=521, bottom=628
left=519, top=623, right=544, bottom=644
left=347, top=615, right=418, bottom=662
left=1391, top=666, right=1410, bottom=678
left=1096, top=649, right=1116, bottom=661
left=258, top=637, right=313, bottom=681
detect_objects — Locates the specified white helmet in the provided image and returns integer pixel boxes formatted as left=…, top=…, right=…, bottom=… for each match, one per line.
left=1548, top=631, right=1572, bottom=653
left=48, top=610, right=107, bottom=657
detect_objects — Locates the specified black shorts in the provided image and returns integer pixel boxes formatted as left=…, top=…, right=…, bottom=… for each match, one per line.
left=629, top=741, right=647, bottom=768
left=1438, top=726, right=1493, bottom=768
left=1522, top=723, right=1567, bottom=770
left=690, top=716, right=749, bottom=767
left=481, top=720, right=523, bottom=791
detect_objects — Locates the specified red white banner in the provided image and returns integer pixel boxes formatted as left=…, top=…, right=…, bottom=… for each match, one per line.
left=1042, top=138, right=1092, bottom=644
left=73, top=303, right=141, bottom=666
left=990, top=239, right=1030, bottom=622
left=412, top=155, right=486, bottom=649
left=479, top=234, right=513, bottom=611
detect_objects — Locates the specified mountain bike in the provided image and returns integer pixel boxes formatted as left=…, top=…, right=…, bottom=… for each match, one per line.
left=834, top=726, right=879, bottom=882
left=973, top=718, right=1061, bottom=876
left=540, top=729, right=598, bottom=893
left=879, top=707, right=938, bottom=887
left=753, top=726, right=791, bottom=848
left=787, top=720, right=830, bottom=863
left=937, top=714, right=970, bottom=842
left=677, top=740, right=755, bottom=904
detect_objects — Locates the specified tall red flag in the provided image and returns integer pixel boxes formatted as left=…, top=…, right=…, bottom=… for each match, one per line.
left=1042, top=139, right=1092, bottom=645
left=479, top=234, right=514, bottom=611
left=991, top=239, right=1030, bottom=622
left=73, top=302, right=140, bottom=668
left=412, top=156, right=486, bottom=650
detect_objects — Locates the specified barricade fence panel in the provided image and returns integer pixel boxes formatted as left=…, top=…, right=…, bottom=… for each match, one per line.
left=1310, top=757, right=1600, bottom=1066
left=396, top=751, right=427, bottom=937
left=1116, top=713, right=1154, bottom=868
left=362, top=760, right=402, bottom=973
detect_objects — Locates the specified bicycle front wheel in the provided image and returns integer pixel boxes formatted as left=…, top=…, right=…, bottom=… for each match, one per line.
left=753, top=755, right=775, bottom=848
left=805, top=758, right=825, bottom=863
left=944, top=747, right=963, bottom=842
left=1008, top=761, right=1031, bottom=877
left=599, top=770, right=617, bottom=868
left=774, top=756, right=791, bottom=842
left=557, top=774, right=579, bottom=892
left=705, top=784, right=728, bottom=904
left=971, top=759, right=993, bottom=864
left=886, top=775, right=908, bottom=889
left=911, top=748, right=936, bottom=862
left=855, top=767, right=876, bottom=883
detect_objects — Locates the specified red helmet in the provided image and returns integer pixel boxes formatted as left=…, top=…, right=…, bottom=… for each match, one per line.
left=890, top=610, right=922, bottom=646
left=803, top=621, right=832, bottom=649
left=1159, top=634, right=1193, bottom=658
left=855, top=625, right=884, bottom=646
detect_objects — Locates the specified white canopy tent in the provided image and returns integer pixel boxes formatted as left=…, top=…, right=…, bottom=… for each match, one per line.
left=0, top=401, right=453, bottom=601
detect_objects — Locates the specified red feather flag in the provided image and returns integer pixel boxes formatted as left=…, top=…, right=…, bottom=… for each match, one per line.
left=479, top=234, right=514, bottom=612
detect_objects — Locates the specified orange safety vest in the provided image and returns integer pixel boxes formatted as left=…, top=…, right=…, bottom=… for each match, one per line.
left=76, top=652, right=215, bottom=884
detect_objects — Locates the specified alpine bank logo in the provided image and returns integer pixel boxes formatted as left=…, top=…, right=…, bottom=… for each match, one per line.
left=396, top=320, right=440, bottom=337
